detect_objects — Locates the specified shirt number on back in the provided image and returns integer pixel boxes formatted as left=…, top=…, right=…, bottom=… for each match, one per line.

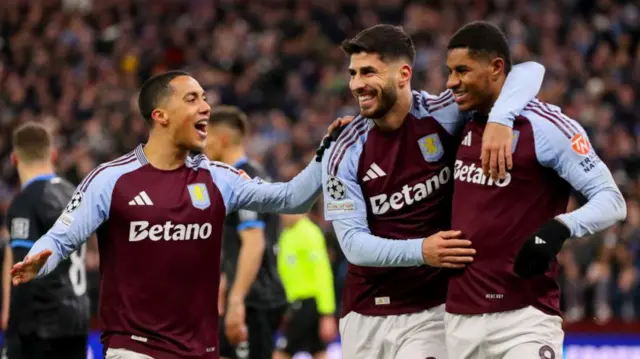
left=68, top=244, right=87, bottom=296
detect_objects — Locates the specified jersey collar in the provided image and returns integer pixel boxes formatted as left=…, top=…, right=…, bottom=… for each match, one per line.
left=233, top=157, right=248, bottom=168
left=22, top=173, right=56, bottom=190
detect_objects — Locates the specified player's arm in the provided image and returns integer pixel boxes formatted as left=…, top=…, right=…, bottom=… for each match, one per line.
left=11, top=173, right=113, bottom=284
left=420, top=61, right=545, bottom=135
left=2, top=244, right=12, bottom=328
left=514, top=114, right=626, bottom=277
left=322, top=135, right=473, bottom=268
left=210, top=159, right=322, bottom=215
left=227, top=210, right=266, bottom=304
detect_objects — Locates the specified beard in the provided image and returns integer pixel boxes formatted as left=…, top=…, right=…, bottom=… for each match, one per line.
left=362, top=83, right=398, bottom=119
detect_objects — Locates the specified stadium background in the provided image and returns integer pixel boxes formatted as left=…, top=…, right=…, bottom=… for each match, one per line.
left=0, top=0, right=639, bottom=358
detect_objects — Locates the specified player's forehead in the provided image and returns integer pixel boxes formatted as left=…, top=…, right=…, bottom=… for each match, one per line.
left=446, top=48, right=478, bottom=68
left=348, top=52, right=387, bottom=71
left=168, top=75, right=205, bottom=97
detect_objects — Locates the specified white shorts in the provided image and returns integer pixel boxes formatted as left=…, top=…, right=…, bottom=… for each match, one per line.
left=339, top=304, right=446, bottom=359
left=105, top=348, right=155, bottom=359
left=444, top=306, right=564, bottom=359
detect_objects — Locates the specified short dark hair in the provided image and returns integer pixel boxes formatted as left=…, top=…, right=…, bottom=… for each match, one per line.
left=138, top=70, right=191, bottom=123
left=12, top=122, right=53, bottom=162
left=341, top=24, right=415, bottom=65
left=208, top=106, right=249, bottom=137
left=447, top=21, right=512, bottom=74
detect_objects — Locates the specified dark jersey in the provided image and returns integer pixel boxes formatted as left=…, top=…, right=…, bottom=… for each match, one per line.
left=222, top=159, right=286, bottom=309
left=6, top=174, right=89, bottom=338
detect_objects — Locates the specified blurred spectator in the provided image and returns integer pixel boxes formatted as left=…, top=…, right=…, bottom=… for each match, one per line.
left=0, top=0, right=639, bottom=323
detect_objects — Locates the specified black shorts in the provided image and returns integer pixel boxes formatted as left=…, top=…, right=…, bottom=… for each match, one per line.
left=277, top=298, right=326, bottom=356
left=3, top=334, right=87, bottom=359
left=219, top=305, right=286, bottom=359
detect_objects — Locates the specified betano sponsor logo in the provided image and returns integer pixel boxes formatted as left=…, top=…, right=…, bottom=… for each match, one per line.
left=453, top=160, right=512, bottom=187
left=128, top=221, right=213, bottom=242
left=369, top=167, right=451, bottom=215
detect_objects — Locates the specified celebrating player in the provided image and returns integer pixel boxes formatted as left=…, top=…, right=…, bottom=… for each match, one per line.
left=321, top=24, right=544, bottom=358
left=10, top=71, right=333, bottom=359
left=204, top=106, right=288, bottom=359
left=444, top=21, right=626, bottom=359
left=3, top=123, right=90, bottom=359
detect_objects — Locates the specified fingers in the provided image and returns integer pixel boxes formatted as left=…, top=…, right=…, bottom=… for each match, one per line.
left=442, top=248, right=476, bottom=257
left=497, top=145, right=506, bottom=180
left=441, top=239, right=473, bottom=248
left=438, top=230, right=462, bottom=239
left=489, top=144, right=499, bottom=181
left=441, top=263, right=466, bottom=269
left=506, top=141, right=513, bottom=171
left=481, top=145, right=490, bottom=176
left=441, top=256, right=474, bottom=263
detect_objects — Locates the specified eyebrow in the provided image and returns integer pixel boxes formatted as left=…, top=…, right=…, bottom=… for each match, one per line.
left=348, top=66, right=378, bottom=74
left=183, top=91, right=206, bottom=99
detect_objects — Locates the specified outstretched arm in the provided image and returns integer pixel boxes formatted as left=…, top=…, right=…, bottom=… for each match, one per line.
left=12, top=172, right=113, bottom=283
left=212, top=159, right=323, bottom=215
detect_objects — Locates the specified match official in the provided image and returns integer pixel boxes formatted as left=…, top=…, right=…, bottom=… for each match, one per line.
left=274, top=214, right=337, bottom=359
left=2, top=123, right=89, bottom=359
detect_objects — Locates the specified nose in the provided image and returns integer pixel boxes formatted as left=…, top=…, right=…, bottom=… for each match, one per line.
left=350, top=75, right=365, bottom=94
left=200, top=99, right=211, bottom=115
left=446, top=73, right=460, bottom=90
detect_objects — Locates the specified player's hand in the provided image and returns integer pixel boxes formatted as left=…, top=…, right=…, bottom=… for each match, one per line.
left=316, top=116, right=353, bottom=162
left=319, top=315, right=338, bottom=343
left=481, top=122, right=513, bottom=181
left=224, top=300, right=248, bottom=345
left=514, top=219, right=570, bottom=278
left=218, top=275, right=227, bottom=315
left=422, top=231, right=475, bottom=268
left=10, top=249, right=52, bottom=286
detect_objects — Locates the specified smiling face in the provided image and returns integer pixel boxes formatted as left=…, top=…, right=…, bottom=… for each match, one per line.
left=155, top=76, right=211, bottom=151
left=348, top=52, right=405, bottom=119
left=445, top=48, right=505, bottom=113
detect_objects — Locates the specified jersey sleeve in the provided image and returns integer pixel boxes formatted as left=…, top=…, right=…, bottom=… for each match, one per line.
left=487, top=61, right=546, bottom=128
left=532, top=109, right=626, bottom=237
left=236, top=209, right=265, bottom=231
left=28, top=172, right=115, bottom=277
left=321, top=128, right=368, bottom=221
left=209, top=160, right=322, bottom=215
left=413, top=61, right=545, bottom=136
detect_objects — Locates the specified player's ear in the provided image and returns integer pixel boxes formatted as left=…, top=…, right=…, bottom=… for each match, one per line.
left=490, top=57, right=505, bottom=79
left=50, top=148, right=58, bottom=164
left=398, top=63, right=412, bottom=89
left=151, top=109, right=169, bottom=126
left=10, top=152, right=17, bottom=167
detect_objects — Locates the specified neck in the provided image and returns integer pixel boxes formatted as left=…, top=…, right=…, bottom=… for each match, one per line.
left=143, top=130, right=188, bottom=170
left=477, top=75, right=507, bottom=116
left=221, top=146, right=247, bottom=167
left=18, top=163, right=55, bottom=187
left=374, top=87, right=412, bottom=131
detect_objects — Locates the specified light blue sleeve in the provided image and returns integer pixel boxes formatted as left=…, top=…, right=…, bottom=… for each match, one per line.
left=333, top=218, right=424, bottom=267
left=209, top=160, right=322, bottom=215
left=413, top=61, right=545, bottom=136
left=321, top=121, right=425, bottom=267
left=28, top=167, right=123, bottom=277
left=487, top=61, right=546, bottom=128
left=530, top=107, right=627, bottom=237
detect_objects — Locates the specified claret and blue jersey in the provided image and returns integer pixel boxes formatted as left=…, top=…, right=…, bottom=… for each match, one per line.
left=320, top=62, right=547, bottom=318
left=448, top=98, right=626, bottom=316
left=26, top=145, right=322, bottom=358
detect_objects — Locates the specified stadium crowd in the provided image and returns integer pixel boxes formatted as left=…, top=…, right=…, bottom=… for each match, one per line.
left=0, top=0, right=639, bottom=329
